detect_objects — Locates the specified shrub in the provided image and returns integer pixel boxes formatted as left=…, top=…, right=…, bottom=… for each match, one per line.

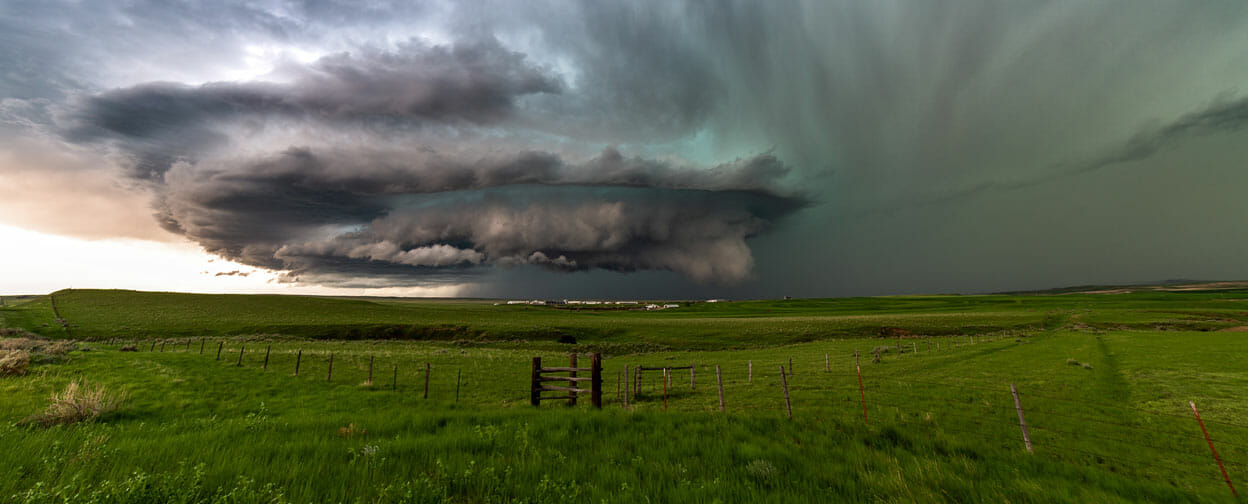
left=22, top=381, right=127, bottom=427
left=0, top=350, right=31, bottom=376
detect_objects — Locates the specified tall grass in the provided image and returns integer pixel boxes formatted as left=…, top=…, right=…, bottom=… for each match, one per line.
left=21, top=381, right=126, bottom=427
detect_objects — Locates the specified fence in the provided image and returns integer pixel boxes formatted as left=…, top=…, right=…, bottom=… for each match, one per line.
left=530, top=353, right=603, bottom=408
left=96, top=335, right=1244, bottom=498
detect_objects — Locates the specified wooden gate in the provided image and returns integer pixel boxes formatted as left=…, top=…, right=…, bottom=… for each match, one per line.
left=531, top=353, right=602, bottom=408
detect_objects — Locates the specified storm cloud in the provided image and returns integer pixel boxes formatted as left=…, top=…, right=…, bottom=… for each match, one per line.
left=4, top=1, right=1248, bottom=297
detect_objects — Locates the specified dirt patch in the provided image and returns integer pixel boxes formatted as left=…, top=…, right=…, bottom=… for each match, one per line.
left=1218, top=326, right=1248, bottom=332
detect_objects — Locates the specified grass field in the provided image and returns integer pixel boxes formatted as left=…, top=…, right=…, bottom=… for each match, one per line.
left=2, top=289, right=1247, bottom=502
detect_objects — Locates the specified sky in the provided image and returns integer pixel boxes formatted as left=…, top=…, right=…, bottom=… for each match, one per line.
left=2, top=1, right=1248, bottom=299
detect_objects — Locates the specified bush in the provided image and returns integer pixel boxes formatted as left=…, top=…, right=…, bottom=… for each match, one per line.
left=0, top=350, right=31, bottom=376
left=22, top=381, right=127, bottom=427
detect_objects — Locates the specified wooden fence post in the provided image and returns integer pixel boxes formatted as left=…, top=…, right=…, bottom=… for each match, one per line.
left=1191, top=401, right=1238, bottom=499
left=568, top=354, right=578, bottom=406
left=150, top=340, right=155, bottom=352
left=825, top=353, right=830, bottom=372
left=779, top=365, right=793, bottom=419
left=294, top=349, right=302, bottom=376
left=690, top=363, right=695, bottom=390
left=327, top=353, right=333, bottom=382
left=424, top=363, right=430, bottom=399
left=856, top=349, right=868, bottom=425
left=199, top=338, right=205, bottom=354
left=623, top=364, right=630, bottom=408
left=263, top=345, right=271, bottom=370
left=662, top=368, right=668, bottom=411
left=392, top=365, right=398, bottom=390
left=591, top=353, right=602, bottom=409
left=216, top=341, right=223, bottom=360
left=237, top=346, right=244, bottom=367
left=530, top=357, right=541, bottom=406
left=455, top=368, right=461, bottom=402
left=716, top=365, right=725, bottom=412
left=1010, top=383, right=1033, bottom=453
left=367, top=355, right=374, bottom=386
left=635, top=366, right=641, bottom=395
left=748, top=360, right=753, bottom=383
left=185, top=339, right=190, bottom=351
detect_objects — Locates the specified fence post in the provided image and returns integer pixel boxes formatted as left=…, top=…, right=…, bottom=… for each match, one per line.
left=856, top=349, right=868, bottom=425
left=185, top=339, right=190, bottom=351
left=199, top=338, right=205, bottom=354
left=392, top=365, right=398, bottom=390
left=569, top=354, right=578, bottom=406
left=789, top=357, right=793, bottom=375
left=327, top=353, right=333, bottom=382
left=530, top=357, right=541, bottom=406
left=455, top=368, right=461, bottom=402
left=216, top=341, right=223, bottom=360
left=237, top=346, right=244, bottom=367
left=367, top=356, right=374, bottom=386
left=748, top=360, right=753, bottom=383
left=263, top=345, right=271, bottom=370
left=690, top=363, right=695, bottom=390
left=635, top=366, right=641, bottom=395
left=825, top=353, right=829, bottom=372
left=912, top=342, right=917, bottom=355
left=150, top=340, right=155, bottom=352
left=294, top=349, right=302, bottom=376
left=662, top=368, right=668, bottom=411
left=716, top=365, right=725, bottom=412
left=779, top=365, right=793, bottom=419
left=1191, top=401, right=1238, bottom=499
left=1010, top=383, right=1033, bottom=453
left=591, top=353, right=602, bottom=409
left=623, top=364, right=630, bottom=408
left=424, top=363, right=430, bottom=399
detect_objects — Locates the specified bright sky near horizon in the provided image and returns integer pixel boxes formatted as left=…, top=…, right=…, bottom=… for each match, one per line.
left=3, top=1, right=1248, bottom=298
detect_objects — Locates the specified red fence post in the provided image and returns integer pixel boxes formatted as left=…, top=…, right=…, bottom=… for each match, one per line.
left=1191, top=401, right=1238, bottom=499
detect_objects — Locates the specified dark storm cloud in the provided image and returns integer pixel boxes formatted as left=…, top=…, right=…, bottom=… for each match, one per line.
left=36, top=22, right=804, bottom=288
left=275, top=185, right=800, bottom=284
left=156, top=143, right=804, bottom=284
left=57, top=37, right=562, bottom=180
left=66, top=38, right=560, bottom=136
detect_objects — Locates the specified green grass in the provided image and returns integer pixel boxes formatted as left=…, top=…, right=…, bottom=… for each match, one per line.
left=5, top=288, right=1248, bottom=348
left=2, top=290, right=1247, bottom=502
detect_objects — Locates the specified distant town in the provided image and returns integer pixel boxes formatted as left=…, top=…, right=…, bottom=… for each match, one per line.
left=494, top=299, right=729, bottom=310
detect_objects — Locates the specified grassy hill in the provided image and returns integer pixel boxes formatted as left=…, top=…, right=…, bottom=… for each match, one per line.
left=2, top=289, right=1247, bottom=502
left=4, top=288, right=1248, bottom=348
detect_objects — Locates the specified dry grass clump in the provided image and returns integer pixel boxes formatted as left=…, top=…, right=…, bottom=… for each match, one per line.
left=0, top=350, right=31, bottom=376
left=0, top=337, right=44, bottom=351
left=22, top=381, right=127, bottom=427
